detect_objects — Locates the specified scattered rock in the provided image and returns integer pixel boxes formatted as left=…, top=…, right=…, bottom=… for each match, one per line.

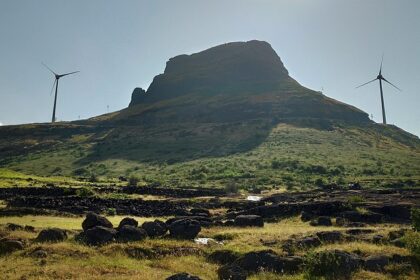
left=390, top=238, right=405, bottom=248
left=364, top=255, right=389, bottom=272
left=301, top=211, right=314, bottom=222
left=118, top=217, right=138, bottom=229
left=388, top=229, right=406, bottom=241
left=82, top=212, right=113, bottom=231
left=234, top=215, right=264, bottom=227
left=141, top=220, right=167, bottom=237
left=24, top=225, right=36, bottom=232
left=0, top=238, right=24, bottom=254
left=166, top=273, right=201, bottom=280
left=316, top=231, right=343, bottom=243
left=296, top=237, right=321, bottom=248
left=116, top=225, right=148, bottom=242
left=169, top=219, right=201, bottom=239
left=84, top=226, right=116, bottom=246
left=371, top=234, right=384, bottom=244
left=341, top=211, right=383, bottom=224
left=36, top=228, right=67, bottom=243
left=6, top=223, right=24, bottom=231
left=348, top=183, right=362, bottom=190
left=207, top=250, right=240, bottom=265
left=345, top=229, right=374, bottom=235
left=218, top=264, right=247, bottom=280
left=310, top=216, right=332, bottom=226
left=190, top=208, right=210, bottom=217
left=30, top=248, right=48, bottom=258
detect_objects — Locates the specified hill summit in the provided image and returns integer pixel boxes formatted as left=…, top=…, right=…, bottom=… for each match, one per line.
left=123, top=40, right=369, bottom=124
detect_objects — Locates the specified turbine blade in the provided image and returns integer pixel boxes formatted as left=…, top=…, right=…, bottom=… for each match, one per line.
left=49, top=79, right=57, bottom=96
left=355, top=78, right=378, bottom=89
left=42, top=62, right=57, bottom=75
left=379, top=54, right=384, bottom=74
left=382, top=77, right=402, bottom=91
left=59, top=71, right=80, bottom=77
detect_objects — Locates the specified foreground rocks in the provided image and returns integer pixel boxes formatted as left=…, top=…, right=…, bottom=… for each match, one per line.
left=0, top=238, right=24, bottom=255
left=36, top=228, right=67, bottom=243
left=169, top=219, right=201, bottom=239
left=166, top=273, right=202, bottom=280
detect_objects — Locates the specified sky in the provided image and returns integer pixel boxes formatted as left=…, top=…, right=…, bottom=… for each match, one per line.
left=0, top=0, right=419, bottom=136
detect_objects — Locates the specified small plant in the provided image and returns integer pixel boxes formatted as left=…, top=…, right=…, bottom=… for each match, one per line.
left=411, top=208, right=420, bottom=231
left=347, top=195, right=365, bottom=205
left=76, top=187, right=95, bottom=197
left=128, top=175, right=140, bottom=186
left=106, top=207, right=117, bottom=216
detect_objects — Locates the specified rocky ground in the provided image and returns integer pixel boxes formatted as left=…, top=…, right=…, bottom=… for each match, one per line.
left=0, top=185, right=419, bottom=279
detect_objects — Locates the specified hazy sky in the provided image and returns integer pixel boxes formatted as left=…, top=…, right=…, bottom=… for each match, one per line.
left=0, top=0, right=419, bottom=136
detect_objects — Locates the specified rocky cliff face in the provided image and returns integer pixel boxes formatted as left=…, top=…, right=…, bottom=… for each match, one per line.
left=124, top=40, right=369, bottom=124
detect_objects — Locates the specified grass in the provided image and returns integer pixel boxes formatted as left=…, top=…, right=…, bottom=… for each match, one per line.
left=0, top=215, right=417, bottom=279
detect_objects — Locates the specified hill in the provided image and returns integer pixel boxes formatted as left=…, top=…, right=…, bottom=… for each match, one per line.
left=0, top=40, right=419, bottom=189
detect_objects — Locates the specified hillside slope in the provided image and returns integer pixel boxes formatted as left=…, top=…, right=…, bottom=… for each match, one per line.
left=0, top=40, right=418, bottom=188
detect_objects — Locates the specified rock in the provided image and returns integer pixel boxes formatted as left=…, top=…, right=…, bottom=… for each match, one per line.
left=388, top=229, right=406, bottom=241
left=36, top=228, right=67, bottom=242
left=348, top=182, right=362, bottom=190
left=190, top=208, right=210, bottom=217
left=24, top=225, right=36, bottom=232
left=84, top=226, right=116, bottom=246
left=169, top=219, right=201, bottom=239
left=166, top=216, right=212, bottom=227
left=207, top=250, right=240, bottom=265
left=218, top=264, right=247, bottom=280
left=116, top=225, right=148, bottom=242
left=301, top=211, right=314, bottom=222
left=308, top=250, right=362, bottom=279
left=364, top=255, right=389, bottom=272
left=310, top=216, right=332, bottom=226
left=82, top=212, right=113, bottom=231
left=118, top=217, right=138, bottom=228
left=223, top=220, right=235, bottom=227
left=335, top=217, right=347, bottom=226
left=345, top=229, right=374, bottom=235
left=6, top=223, right=24, bottom=231
left=30, top=248, right=48, bottom=258
left=141, top=220, right=167, bottom=237
left=234, top=215, right=264, bottom=227
left=340, top=211, right=383, bottom=224
left=371, top=234, right=384, bottom=244
left=390, top=238, right=405, bottom=248
left=316, top=231, right=343, bottom=243
left=0, top=238, right=24, bottom=254
left=165, top=273, right=201, bottom=280
left=296, top=237, right=321, bottom=248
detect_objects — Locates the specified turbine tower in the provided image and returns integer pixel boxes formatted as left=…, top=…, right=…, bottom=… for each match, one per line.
left=43, top=63, right=79, bottom=123
left=356, top=57, right=401, bottom=125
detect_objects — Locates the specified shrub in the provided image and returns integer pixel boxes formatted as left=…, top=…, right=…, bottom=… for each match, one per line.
left=411, top=208, right=420, bottom=231
left=225, top=181, right=239, bottom=194
left=106, top=208, right=117, bottom=216
left=76, top=187, right=95, bottom=197
left=404, top=231, right=420, bottom=260
left=347, top=195, right=365, bottom=205
left=128, top=175, right=140, bottom=186
left=89, top=173, right=98, bottom=182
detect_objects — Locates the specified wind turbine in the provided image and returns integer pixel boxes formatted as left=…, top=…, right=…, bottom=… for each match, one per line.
left=42, top=63, right=79, bottom=123
left=356, top=57, right=401, bottom=125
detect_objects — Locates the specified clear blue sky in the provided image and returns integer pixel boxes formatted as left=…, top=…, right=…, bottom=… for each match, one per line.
left=0, top=0, right=419, bottom=136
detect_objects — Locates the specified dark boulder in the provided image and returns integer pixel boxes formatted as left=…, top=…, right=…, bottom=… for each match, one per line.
left=36, top=228, right=67, bottom=243
left=169, top=219, right=201, bottom=239
left=364, top=255, right=389, bottom=272
left=316, top=231, right=343, bottom=243
left=166, top=273, right=201, bottom=280
left=340, top=211, right=382, bottom=224
left=30, top=248, right=48, bottom=258
left=296, top=237, right=321, bottom=248
left=310, top=216, right=332, bottom=226
left=223, top=220, right=235, bottom=227
left=207, top=250, right=241, bottom=265
left=24, top=225, right=36, bottom=232
left=190, top=208, right=210, bottom=217
left=388, top=229, right=406, bottom=241
left=0, top=238, right=24, bottom=254
left=348, top=182, right=362, bottom=190
left=116, top=225, right=148, bottom=242
left=234, top=215, right=264, bottom=227
left=371, top=234, right=384, bottom=244
left=345, top=229, right=374, bottom=235
left=307, top=250, right=362, bottom=279
left=118, top=217, right=138, bottom=229
left=141, top=220, right=167, bottom=237
left=301, top=211, right=314, bottom=222
left=82, top=212, right=113, bottom=231
left=84, top=226, right=116, bottom=246
left=218, top=264, right=247, bottom=280
left=6, top=223, right=24, bottom=231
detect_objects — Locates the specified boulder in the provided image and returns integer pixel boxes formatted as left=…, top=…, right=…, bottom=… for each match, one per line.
left=166, top=273, right=201, bottom=280
left=169, top=219, right=201, bottom=239
left=310, top=216, right=332, bottom=226
left=190, top=208, right=210, bottom=217
left=296, top=237, right=321, bottom=248
left=308, top=250, right=362, bottom=279
left=364, top=255, right=389, bottom=272
left=24, top=225, right=36, bottom=232
left=82, top=212, right=113, bottom=231
left=116, top=225, right=148, bottom=242
left=234, top=215, right=264, bottom=227
left=371, top=234, right=384, bottom=244
left=345, top=229, right=374, bottom=235
left=6, top=223, right=24, bottom=231
left=36, top=228, right=67, bottom=243
left=340, top=211, right=382, bottom=224
left=118, top=217, right=138, bottom=229
left=207, top=250, right=240, bottom=265
left=30, top=248, right=48, bottom=258
left=218, top=264, right=247, bottom=280
left=141, top=220, right=167, bottom=237
left=388, top=229, right=406, bottom=241
left=316, top=231, right=343, bottom=243
left=0, top=238, right=24, bottom=254
left=301, top=211, right=314, bottom=222
left=84, top=226, right=116, bottom=246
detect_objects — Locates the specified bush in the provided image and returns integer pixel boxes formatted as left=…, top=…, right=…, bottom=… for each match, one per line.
left=225, top=181, right=239, bottom=194
left=404, top=231, right=420, bottom=261
left=411, top=208, right=420, bottom=231
left=89, top=173, right=98, bottom=182
left=76, top=187, right=95, bottom=197
left=128, top=175, right=140, bottom=186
